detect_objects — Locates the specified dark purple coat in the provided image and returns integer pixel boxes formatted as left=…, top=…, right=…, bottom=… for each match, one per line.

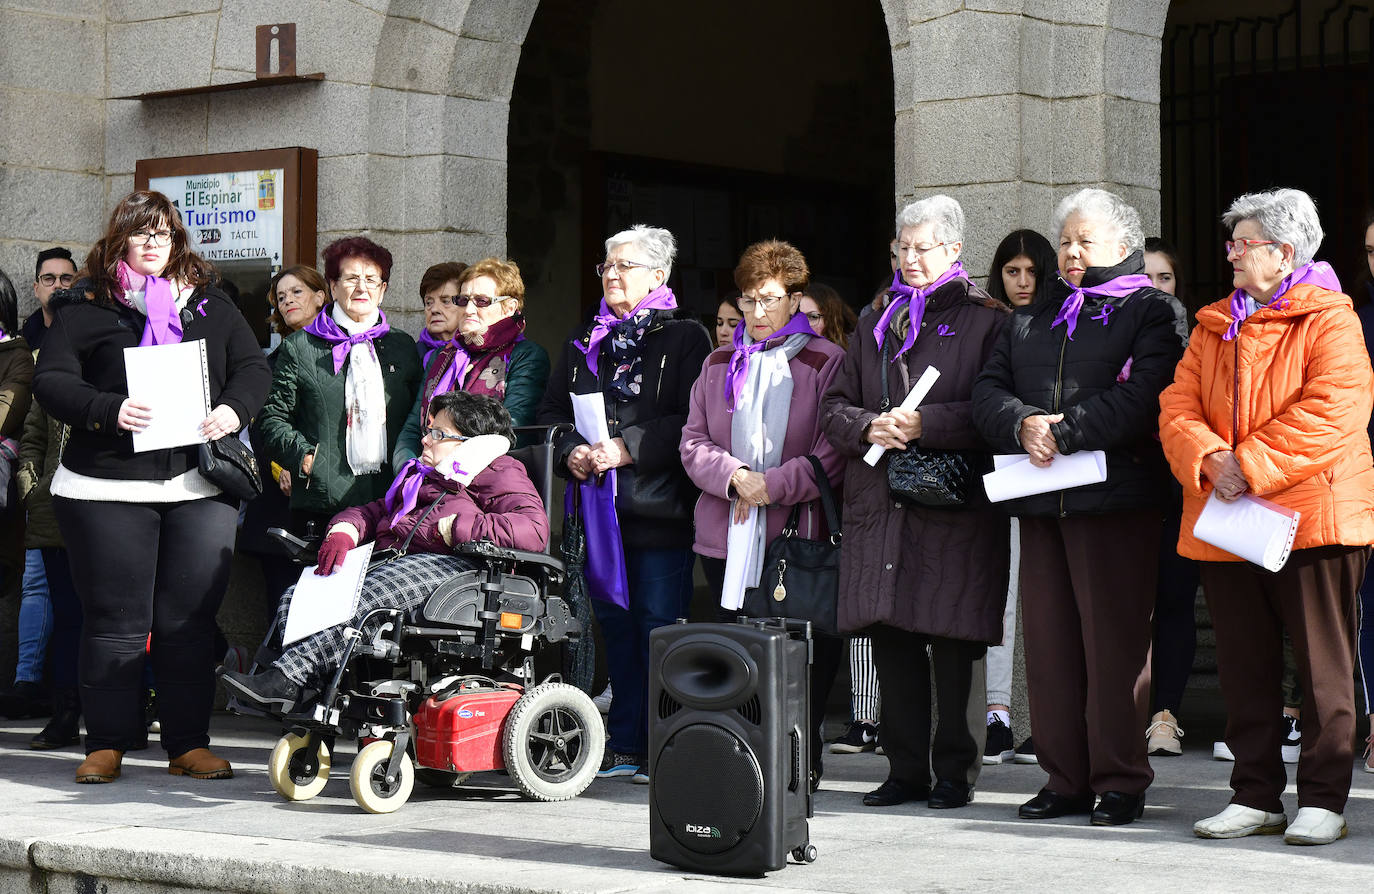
left=822, top=277, right=1011, bottom=644
left=328, top=455, right=548, bottom=554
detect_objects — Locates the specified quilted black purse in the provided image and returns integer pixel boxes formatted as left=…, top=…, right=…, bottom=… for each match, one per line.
left=742, top=455, right=840, bottom=636
left=198, top=435, right=263, bottom=501
left=878, top=339, right=983, bottom=508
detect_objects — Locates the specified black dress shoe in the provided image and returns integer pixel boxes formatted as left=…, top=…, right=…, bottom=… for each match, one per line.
left=1091, top=791, right=1145, bottom=826
left=1018, top=788, right=1095, bottom=819
left=862, top=777, right=930, bottom=807
left=927, top=779, right=973, bottom=809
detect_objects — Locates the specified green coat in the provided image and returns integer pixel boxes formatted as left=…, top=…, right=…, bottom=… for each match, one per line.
left=257, top=326, right=422, bottom=516
left=392, top=337, right=550, bottom=467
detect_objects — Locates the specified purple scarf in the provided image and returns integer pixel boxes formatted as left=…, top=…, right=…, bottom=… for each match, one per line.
left=116, top=260, right=182, bottom=346
left=1222, top=261, right=1343, bottom=341
left=725, top=312, right=817, bottom=410
left=304, top=308, right=392, bottom=373
left=383, top=458, right=431, bottom=529
left=1051, top=273, right=1153, bottom=340
left=417, top=328, right=447, bottom=367
left=431, top=314, right=526, bottom=398
left=873, top=263, right=970, bottom=361
left=575, top=284, right=678, bottom=376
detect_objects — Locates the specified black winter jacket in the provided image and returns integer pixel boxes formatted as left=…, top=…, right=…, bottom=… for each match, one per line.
left=537, top=307, right=712, bottom=550
left=33, top=283, right=271, bottom=483
left=971, top=252, right=1184, bottom=516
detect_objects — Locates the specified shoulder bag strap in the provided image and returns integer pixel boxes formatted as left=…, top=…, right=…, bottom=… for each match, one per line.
left=805, top=454, right=841, bottom=542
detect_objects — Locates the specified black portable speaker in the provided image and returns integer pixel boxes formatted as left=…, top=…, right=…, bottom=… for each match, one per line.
left=648, top=618, right=814, bottom=875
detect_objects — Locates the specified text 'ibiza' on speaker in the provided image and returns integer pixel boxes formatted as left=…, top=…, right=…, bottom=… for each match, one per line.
left=648, top=618, right=816, bottom=875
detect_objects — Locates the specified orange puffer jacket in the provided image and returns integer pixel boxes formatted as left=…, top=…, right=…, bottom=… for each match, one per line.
left=1159, top=283, right=1374, bottom=561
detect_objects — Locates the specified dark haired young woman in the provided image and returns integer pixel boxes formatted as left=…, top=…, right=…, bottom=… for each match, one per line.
left=33, top=190, right=270, bottom=784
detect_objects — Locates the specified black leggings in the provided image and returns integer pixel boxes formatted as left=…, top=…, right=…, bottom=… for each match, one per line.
left=53, top=495, right=239, bottom=757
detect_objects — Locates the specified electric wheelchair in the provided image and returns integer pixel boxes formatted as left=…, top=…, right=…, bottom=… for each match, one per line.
left=249, top=425, right=604, bottom=814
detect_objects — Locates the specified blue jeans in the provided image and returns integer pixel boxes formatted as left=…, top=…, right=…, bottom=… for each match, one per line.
left=14, top=549, right=52, bottom=683
left=595, top=547, right=695, bottom=755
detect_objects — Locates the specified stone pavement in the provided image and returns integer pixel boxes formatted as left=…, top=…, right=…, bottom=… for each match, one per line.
left=1, top=713, right=1371, bottom=894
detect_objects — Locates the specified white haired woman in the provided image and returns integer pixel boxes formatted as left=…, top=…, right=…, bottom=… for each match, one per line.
left=537, top=225, right=712, bottom=782
left=823, top=195, right=1011, bottom=809
left=972, top=187, right=1184, bottom=826
left=1160, top=189, right=1374, bottom=846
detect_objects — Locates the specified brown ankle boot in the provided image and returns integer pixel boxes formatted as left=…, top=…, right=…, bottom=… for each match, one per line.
left=168, top=747, right=233, bottom=779
left=75, top=749, right=123, bottom=783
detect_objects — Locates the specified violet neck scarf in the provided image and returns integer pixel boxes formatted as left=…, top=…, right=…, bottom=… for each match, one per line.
left=873, top=264, right=970, bottom=361
left=430, top=313, right=526, bottom=399
left=724, top=311, right=816, bottom=411
left=384, top=458, right=432, bottom=529
left=304, top=306, right=392, bottom=374
left=115, top=260, right=182, bottom=346
left=1051, top=272, right=1153, bottom=340
left=417, top=328, right=447, bottom=368
left=575, top=283, right=677, bottom=380
left=1222, top=261, right=1343, bottom=341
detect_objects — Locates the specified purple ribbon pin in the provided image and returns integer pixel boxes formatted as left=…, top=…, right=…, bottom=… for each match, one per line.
left=195, top=297, right=209, bottom=317
left=1090, top=304, right=1114, bottom=326
left=936, top=323, right=955, bottom=337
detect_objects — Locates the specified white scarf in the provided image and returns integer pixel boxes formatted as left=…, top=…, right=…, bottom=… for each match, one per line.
left=333, top=304, right=388, bottom=475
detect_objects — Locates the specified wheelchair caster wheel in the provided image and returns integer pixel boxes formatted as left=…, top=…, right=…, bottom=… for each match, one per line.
left=503, top=682, right=603, bottom=802
left=792, top=844, right=817, bottom=863
left=350, top=739, right=414, bottom=814
left=268, top=732, right=331, bottom=801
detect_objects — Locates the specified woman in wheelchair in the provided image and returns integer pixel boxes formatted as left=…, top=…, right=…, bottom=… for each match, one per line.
left=221, top=391, right=549, bottom=712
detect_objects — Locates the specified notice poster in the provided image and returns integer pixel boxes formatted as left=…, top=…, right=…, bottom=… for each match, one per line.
left=149, top=168, right=285, bottom=265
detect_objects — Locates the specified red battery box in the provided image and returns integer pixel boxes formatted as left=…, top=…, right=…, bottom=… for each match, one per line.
left=413, top=682, right=522, bottom=773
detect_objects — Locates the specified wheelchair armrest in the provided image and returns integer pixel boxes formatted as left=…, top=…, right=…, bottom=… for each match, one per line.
left=268, top=527, right=321, bottom=565
left=455, top=540, right=564, bottom=574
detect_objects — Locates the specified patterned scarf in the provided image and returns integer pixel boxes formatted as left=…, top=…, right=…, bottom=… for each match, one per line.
left=429, top=313, right=526, bottom=401
left=576, top=284, right=677, bottom=400
left=304, top=305, right=390, bottom=474
left=724, top=312, right=816, bottom=410
left=873, top=264, right=970, bottom=361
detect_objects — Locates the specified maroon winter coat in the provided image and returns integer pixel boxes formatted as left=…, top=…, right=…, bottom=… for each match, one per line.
left=328, top=455, right=548, bottom=554
left=822, top=277, right=1011, bottom=644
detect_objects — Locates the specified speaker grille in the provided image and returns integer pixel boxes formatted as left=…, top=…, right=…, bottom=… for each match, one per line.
left=655, top=723, right=763, bottom=855
left=658, top=691, right=682, bottom=719
left=735, top=694, right=761, bottom=725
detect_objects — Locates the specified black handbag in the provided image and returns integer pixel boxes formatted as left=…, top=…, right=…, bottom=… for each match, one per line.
left=878, top=339, right=981, bottom=508
left=742, top=455, right=841, bottom=635
left=198, top=435, right=263, bottom=501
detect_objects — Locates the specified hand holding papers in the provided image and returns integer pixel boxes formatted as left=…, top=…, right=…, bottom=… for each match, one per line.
left=982, top=451, right=1108, bottom=503
left=123, top=340, right=211, bottom=453
left=1193, top=491, right=1299, bottom=572
left=282, top=542, right=376, bottom=645
left=864, top=366, right=940, bottom=467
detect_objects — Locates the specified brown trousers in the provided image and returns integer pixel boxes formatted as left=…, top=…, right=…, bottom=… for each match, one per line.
left=1200, top=545, right=1367, bottom=814
left=1020, top=511, right=1158, bottom=797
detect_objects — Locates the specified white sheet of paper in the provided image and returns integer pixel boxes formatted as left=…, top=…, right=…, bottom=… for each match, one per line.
left=281, top=542, right=376, bottom=646
left=864, top=366, right=941, bottom=467
left=432, top=433, right=510, bottom=485
left=571, top=392, right=612, bottom=444
left=1193, top=491, right=1300, bottom=572
left=982, top=450, right=1108, bottom=503
left=720, top=506, right=759, bottom=611
left=124, top=340, right=210, bottom=453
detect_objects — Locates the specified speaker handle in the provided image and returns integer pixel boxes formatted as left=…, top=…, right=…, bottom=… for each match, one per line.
left=788, top=725, right=801, bottom=793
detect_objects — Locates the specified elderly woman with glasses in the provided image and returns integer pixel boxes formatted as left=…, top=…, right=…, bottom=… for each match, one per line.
left=972, top=188, right=1183, bottom=826
left=822, top=195, right=1011, bottom=810
left=258, top=237, right=423, bottom=538
left=1159, top=188, right=1374, bottom=846
left=537, top=225, right=712, bottom=782
left=394, top=258, right=550, bottom=466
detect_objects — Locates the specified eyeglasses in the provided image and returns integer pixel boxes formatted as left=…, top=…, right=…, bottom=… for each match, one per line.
left=37, top=273, right=76, bottom=287
left=804, top=312, right=823, bottom=323
left=896, top=242, right=947, bottom=258
left=338, top=274, right=384, bottom=291
left=129, top=230, right=173, bottom=247
left=423, top=428, right=469, bottom=443
left=738, top=293, right=792, bottom=312
left=454, top=294, right=509, bottom=309
left=595, top=259, right=654, bottom=277
left=423, top=295, right=458, bottom=309
left=1224, top=239, right=1279, bottom=258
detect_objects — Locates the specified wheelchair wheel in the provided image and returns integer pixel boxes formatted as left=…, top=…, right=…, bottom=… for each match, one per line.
left=414, top=768, right=474, bottom=788
left=268, top=732, right=331, bottom=801
left=502, top=682, right=603, bottom=802
left=349, top=739, right=414, bottom=814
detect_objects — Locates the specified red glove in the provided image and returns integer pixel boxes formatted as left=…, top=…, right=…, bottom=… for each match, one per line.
left=314, top=532, right=355, bottom=576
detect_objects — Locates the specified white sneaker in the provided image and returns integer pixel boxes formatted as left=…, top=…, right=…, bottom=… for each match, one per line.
left=1281, top=714, right=1301, bottom=764
left=1284, top=807, right=1346, bottom=845
left=1194, top=803, right=1287, bottom=839
left=592, top=684, right=612, bottom=714
left=1213, top=741, right=1235, bottom=761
